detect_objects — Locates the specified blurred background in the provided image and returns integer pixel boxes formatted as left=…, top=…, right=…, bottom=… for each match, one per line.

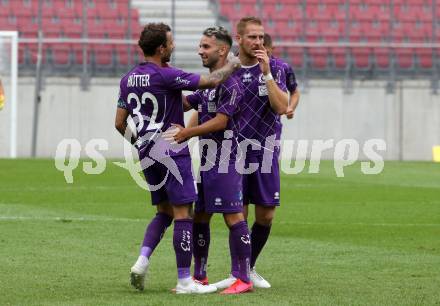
left=0, top=0, right=439, bottom=160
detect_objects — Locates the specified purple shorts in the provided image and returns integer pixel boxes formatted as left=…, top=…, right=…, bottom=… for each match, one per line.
left=141, top=154, right=197, bottom=205
left=242, top=153, right=280, bottom=206
left=195, top=162, right=243, bottom=214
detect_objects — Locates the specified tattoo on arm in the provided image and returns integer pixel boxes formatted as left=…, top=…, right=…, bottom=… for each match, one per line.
left=200, top=61, right=239, bottom=88
left=208, top=70, right=227, bottom=84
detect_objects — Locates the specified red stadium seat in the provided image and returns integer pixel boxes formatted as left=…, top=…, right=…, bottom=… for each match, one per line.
left=416, top=48, right=433, bottom=69
left=309, top=48, right=328, bottom=69
left=116, top=45, right=129, bottom=66
left=331, top=47, right=347, bottom=68
left=93, top=45, right=113, bottom=66
left=395, top=48, right=414, bottom=69
left=374, top=48, right=390, bottom=68
left=51, top=44, right=71, bottom=66
left=352, top=48, right=371, bottom=68
left=72, top=45, right=91, bottom=65
left=287, top=47, right=304, bottom=68
left=62, top=19, right=83, bottom=38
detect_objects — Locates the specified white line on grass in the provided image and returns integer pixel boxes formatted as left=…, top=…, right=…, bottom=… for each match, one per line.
left=0, top=215, right=439, bottom=227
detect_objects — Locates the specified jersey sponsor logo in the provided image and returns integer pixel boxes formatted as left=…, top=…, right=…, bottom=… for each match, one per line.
left=175, top=76, right=191, bottom=85
left=214, top=197, right=222, bottom=206
left=242, top=72, right=252, bottom=83
left=229, top=88, right=237, bottom=106
left=258, top=85, right=268, bottom=96
left=208, top=101, right=217, bottom=113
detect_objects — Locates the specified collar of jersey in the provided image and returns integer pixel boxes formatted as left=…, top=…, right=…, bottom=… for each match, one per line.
left=241, top=62, right=259, bottom=69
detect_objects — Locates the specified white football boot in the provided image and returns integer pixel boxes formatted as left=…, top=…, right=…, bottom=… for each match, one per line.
left=130, top=256, right=149, bottom=291
left=175, top=277, right=217, bottom=294
left=212, top=274, right=237, bottom=290
left=250, top=267, right=271, bottom=288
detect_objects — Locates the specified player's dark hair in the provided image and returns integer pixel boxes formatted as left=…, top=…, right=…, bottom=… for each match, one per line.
left=263, top=33, right=273, bottom=48
left=138, top=23, right=171, bottom=56
left=203, top=26, right=232, bottom=47
left=236, top=16, right=262, bottom=35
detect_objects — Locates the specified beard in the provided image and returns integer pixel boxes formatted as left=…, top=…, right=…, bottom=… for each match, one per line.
left=161, top=53, right=171, bottom=63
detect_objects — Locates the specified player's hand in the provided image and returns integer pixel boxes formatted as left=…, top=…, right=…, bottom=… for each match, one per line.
left=168, top=123, right=192, bottom=144
left=254, top=48, right=270, bottom=75
left=162, top=124, right=181, bottom=142
left=286, top=104, right=294, bottom=119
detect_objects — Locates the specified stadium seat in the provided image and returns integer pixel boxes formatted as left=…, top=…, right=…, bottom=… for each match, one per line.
left=395, top=49, right=414, bottom=69
left=374, top=48, right=391, bottom=68
left=287, top=47, right=304, bottom=68
left=62, top=20, right=83, bottom=38
left=51, top=44, right=71, bottom=66
left=93, top=45, right=113, bottom=66
left=309, top=47, right=328, bottom=69
left=72, top=45, right=91, bottom=65
left=352, top=48, right=371, bottom=69
left=416, top=48, right=433, bottom=69
left=331, top=47, right=347, bottom=69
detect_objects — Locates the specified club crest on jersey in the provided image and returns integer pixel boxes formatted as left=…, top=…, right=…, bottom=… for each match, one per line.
left=258, top=73, right=265, bottom=84
left=208, top=89, right=216, bottom=101
left=242, top=72, right=252, bottom=83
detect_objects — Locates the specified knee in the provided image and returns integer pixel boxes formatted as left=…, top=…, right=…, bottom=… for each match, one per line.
left=194, top=212, right=212, bottom=224
left=223, top=213, right=245, bottom=228
left=255, top=209, right=275, bottom=226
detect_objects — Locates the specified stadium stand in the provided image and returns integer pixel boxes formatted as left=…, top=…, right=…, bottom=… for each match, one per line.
left=0, top=0, right=437, bottom=79
left=216, top=0, right=438, bottom=73
left=0, top=0, right=142, bottom=73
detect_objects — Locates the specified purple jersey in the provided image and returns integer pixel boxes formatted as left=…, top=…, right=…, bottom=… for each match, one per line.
left=271, top=56, right=298, bottom=140
left=118, top=62, right=200, bottom=157
left=271, top=56, right=297, bottom=93
left=187, top=75, right=243, bottom=165
left=233, top=58, right=287, bottom=155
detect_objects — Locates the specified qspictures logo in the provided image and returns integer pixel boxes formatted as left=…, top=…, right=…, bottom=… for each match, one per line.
left=54, top=127, right=386, bottom=191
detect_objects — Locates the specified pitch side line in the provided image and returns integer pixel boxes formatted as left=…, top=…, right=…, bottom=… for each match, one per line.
left=0, top=215, right=439, bottom=227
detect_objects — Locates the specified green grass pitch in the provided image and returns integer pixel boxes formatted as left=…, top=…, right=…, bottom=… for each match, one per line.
left=1, top=159, right=439, bottom=305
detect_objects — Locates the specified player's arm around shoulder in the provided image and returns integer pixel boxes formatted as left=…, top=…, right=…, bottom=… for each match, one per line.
left=197, top=54, right=241, bottom=89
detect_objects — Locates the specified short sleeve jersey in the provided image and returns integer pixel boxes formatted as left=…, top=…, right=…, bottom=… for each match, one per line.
left=117, top=62, right=200, bottom=157
left=186, top=75, right=243, bottom=165
left=233, top=58, right=287, bottom=155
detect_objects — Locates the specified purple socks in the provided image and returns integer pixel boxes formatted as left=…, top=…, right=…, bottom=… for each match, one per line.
left=140, top=212, right=173, bottom=258
left=173, top=218, right=193, bottom=279
left=229, top=221, right=251, bottom=283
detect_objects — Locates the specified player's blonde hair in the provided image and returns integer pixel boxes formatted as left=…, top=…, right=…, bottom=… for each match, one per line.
left=236, top=16, right=262, bottom=35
